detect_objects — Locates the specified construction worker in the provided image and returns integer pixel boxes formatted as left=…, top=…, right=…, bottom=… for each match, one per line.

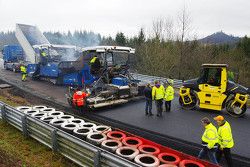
left=164, top=79, right=174, bottom=112
left=228, top=71, right=235, bottom=81
left=72, top=89, right=89, bottom=110
left=90, top=55, right=101, bottom=75
left=144, top=83, right=153, bottom=116
left=152, top=80, right=165, bottom=117
left=214, top=115, right=234, bottom=167
left=20, top=64, right=27, bottom=81
left=40, top=48, right=48, bottom=65
left=198, top=117, right=219, bottom=165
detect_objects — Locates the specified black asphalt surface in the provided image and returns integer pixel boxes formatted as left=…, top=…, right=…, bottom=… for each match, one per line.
left=0, top=60, right=249, bottom=164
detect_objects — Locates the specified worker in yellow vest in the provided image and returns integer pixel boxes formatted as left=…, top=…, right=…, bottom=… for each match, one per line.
left=152, top=80, right=165, bottom=117
left=164, top=79, right=174, bottom=112
left=90, top=55, right=101, bottom=75
left=198, top=117, right=219, bottom=165
left=214, top=115, right=234, bottom=167
left=20, top=65, right=27, bottom=81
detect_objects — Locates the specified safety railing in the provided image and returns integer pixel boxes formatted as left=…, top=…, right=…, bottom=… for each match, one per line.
left=0, top=101, right=140, bottom=167
left=131, top=73, right=183, bottom=88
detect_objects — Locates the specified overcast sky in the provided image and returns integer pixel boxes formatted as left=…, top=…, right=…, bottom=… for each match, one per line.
left=0, top=0, right=249, bottom=38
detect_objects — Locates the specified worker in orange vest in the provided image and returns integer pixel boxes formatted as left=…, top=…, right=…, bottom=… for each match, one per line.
left=72, top=90, right=89, bottom=109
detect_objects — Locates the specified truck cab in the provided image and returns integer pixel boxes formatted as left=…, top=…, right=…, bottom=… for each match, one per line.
left=2, top=45, right=24, bottom=72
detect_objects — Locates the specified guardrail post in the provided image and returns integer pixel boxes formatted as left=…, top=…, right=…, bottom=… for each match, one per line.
left=1, top=104, right=7, bottom=121
left=94, top=150, right=101, bottom=167
left=21, top=115, right=28, bottom=138
left=51, top=129, right=58, bottom=152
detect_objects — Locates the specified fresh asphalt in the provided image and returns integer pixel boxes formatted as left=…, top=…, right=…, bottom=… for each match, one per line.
left=0, top=59, right=249, bottom=163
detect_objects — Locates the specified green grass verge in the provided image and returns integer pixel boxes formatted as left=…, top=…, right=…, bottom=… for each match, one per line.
left=0, top=94, right=78, bottom=167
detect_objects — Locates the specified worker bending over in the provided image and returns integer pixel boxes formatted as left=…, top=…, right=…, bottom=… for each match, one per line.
left=152, top=81, right=165, bottom=117
left=90, top=55, right=101, bottom=75
left=20, top=64, right=27, bottom=81
left=73, top=90, right=89, bottom=110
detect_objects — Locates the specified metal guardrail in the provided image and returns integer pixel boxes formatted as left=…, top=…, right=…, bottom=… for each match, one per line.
left=0, top=102, right=140, bottom=167
left=131, top=73, right=183, bottom=88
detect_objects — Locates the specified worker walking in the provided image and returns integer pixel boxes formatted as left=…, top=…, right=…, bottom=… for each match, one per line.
left=152, top=81, right=165, bottom=117
left=214, top=115, right=234, bottom=167
left=164, top=79, right=174, bottom=112
left=20, top=64, right=27, bottom=81
left=198, top=117, right=219, bottom=165
left=144, top=83, right=153, bottom=116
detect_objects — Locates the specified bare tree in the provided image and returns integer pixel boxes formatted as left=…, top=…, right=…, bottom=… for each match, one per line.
left=152, top=18, right=164, bottom=40
left=177, top=5, right=191, bottom=79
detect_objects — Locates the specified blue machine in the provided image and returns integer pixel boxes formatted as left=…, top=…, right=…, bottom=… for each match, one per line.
left=2, top=45, right=24, bottom=62
left=112, top=77, right=128, bottom=86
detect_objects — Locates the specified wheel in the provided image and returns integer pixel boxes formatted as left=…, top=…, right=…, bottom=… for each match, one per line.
left=225, top=99, right=247, bottom=117
left=179, top=91, right=197, bottom=110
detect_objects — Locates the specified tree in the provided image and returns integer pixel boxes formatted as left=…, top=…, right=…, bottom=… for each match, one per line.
left=137, top=28, right=145, bottom=45
left=237, top=36, right=250, bottom=58
left=177, top=5, right=191, bottom=79
left=115, top=32, right=126, bottom=46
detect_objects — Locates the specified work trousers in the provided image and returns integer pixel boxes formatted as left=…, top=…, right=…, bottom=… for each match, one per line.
left=21, top=73, right=27, bottom=81
left=145, top=98, right=152, bottom=115
left=155, top=99, right=163, bottom=116
left=165, top=100, right=171, bottom=111
left=198, top=147, right=218, bottom=165
left=217, top=148, right=233, bottom=167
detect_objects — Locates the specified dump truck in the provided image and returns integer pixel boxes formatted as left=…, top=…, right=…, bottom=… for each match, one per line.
left=2, top=45, right=25, bottom=72
left=179, top=64, right=249, bottom=117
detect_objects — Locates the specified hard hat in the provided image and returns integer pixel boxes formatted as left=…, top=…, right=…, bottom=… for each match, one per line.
left=214, top=115, right=224, bottom=121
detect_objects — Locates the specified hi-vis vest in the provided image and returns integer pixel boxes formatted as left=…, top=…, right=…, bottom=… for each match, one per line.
left=152, top=85, right=165, bottom=100
left=218, top=121, right=234, bottom=148
left=90, top=57, right=97, bottom=64
left=73, top=91, right=87, bottom=107
left=20, top=66, right=27, bottom=73
left=201, top=123, right=218, bottom=149
left=164, top=85, right=174, bottom=101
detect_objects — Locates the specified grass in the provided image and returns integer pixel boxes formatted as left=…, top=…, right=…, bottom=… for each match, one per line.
left=0, top=92, right=78, bottom=167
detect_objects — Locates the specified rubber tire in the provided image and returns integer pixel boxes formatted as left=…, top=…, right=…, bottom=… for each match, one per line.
left=70, top=118, right=85, bottom=126
left=40, top=108, right=56, bottom=113
left=16, top=106, right=32, bottom=112
left=93, top=125, right=112, bottom=134
left=107, top=131, right=126, bottom=141
left=48, top=111, right=64, bottom=117
left=81, top=122, right=96, bottom=129
left=101, top=139, right=122, bottom=153
left=24, top=109, right=40, bottom=116
left=116, top=146, right=140, bottom=160
left=32, top=105, right=47, bottom=110
left=158, top=164, right=177, bottom=167
left=73, top=127, right=93, bottom=140
left=40, top=116, right=56, bottom=123
left=134, top=154, right=160, bottom=167
left=50, top=119, right=67, bottom=129
left=122, top=137, right=143, bottom=148
left=179, top=159, right=205, bottom=167
left=86, top=132, right=107, bottom=146
left=138, top=145, right=160, bottom=155
left=31, top=112, right=48, bottom=119
left=158, top=152, right=181, bottom=165
left=61, top=122, right=80, bottom=134
left=58, top=115, right=74, bottom=121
